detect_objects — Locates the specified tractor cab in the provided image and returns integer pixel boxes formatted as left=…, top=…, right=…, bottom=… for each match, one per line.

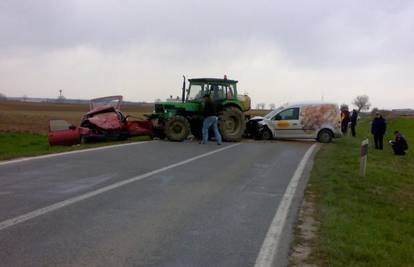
left=186, top=78, right=238, bottom=102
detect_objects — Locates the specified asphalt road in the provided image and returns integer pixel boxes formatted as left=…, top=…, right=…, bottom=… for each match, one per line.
left=0, top=140, right=313, bottom=267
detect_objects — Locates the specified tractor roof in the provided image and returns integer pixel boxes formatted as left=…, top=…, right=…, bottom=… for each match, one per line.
left=189, top=78, right=238, bottom=84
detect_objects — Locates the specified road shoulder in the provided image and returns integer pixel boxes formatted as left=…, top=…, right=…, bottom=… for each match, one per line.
left=255, top=143, right=320, bottom=267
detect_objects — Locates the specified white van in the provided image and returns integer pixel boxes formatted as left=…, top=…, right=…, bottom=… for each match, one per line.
left=250, top=102, right=342, bottom=143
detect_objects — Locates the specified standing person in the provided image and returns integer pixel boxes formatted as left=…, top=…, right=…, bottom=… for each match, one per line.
left=350, top=109, right=358, bottom=137
left=371, top=113, right=387, bottom=150
left=341, top=109, right=350, bottom=134
left=390, top=131, right=408, bottom=155
left=201, top=94, right=222, bottom=145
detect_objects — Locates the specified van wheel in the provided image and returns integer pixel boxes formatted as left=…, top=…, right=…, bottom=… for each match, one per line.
left=317, top=129, right=333, bottom=143
left=261, top=128, right=272, bottom=140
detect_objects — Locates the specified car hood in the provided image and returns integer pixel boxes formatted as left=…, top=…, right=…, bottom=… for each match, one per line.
left=250, top=116, right=264, bottom=121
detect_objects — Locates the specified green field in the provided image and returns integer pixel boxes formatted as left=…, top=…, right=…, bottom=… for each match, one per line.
left=0, top=101, right=155, bottom=160
left=0, top=133, right=151, bottom=161
left=305, top=117, right=413, bottom=266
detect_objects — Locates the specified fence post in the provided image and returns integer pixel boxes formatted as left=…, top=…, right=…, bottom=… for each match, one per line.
left=359, top=139, right=369, bottom=177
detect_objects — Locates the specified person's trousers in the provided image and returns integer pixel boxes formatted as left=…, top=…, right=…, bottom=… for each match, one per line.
left=202, top=116, right=222, bottom=144
left=351, top=123, right=356, bottom=137
left=373, top=134, right=384, bottom=149
left=392, top=145, right=406, bottom=155
left=341, top=122, right=348, bottom=134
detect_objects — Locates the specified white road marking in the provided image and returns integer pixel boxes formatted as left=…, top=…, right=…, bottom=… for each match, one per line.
left=0, top=141, right=151, bottom=166
left=0, top=143, right=240, bottom=231
left=254, top=143, right=317, bottom=267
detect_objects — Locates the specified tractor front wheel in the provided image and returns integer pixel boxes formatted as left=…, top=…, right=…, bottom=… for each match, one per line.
left=219, top=107, right=245, bottom=142
left=165, top=116, right=191, bottom=142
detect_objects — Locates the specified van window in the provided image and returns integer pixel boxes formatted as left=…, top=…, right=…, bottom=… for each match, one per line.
left=273, top=108, right=299, bottom=120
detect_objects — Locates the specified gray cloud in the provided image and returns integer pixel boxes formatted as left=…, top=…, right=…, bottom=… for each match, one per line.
left=2, top=0, right=413, bottom=65
left=0, top=0, right=413, bottom=108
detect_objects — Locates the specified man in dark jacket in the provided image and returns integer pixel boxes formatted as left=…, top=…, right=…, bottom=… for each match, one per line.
left=201, top=94, right=222, bottom=145
left=390, top=131, right=408, bottom=155
left=371, top=113, right=387, bottom=149
left=350, top=109, right=358, bottom=137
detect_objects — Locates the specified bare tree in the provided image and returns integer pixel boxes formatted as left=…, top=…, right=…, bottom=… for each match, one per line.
left=269, top=103, right=276, bottom=110
left=353, top=95, right=371, bottom=112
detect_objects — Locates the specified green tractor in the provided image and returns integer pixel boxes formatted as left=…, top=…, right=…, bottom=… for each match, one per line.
left=150, top=76, right=251, bottom=142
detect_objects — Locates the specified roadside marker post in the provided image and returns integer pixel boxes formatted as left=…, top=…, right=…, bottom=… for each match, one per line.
left=359, top=139, right=369, bottom=177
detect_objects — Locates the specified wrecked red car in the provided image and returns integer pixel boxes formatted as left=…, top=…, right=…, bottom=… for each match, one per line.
left=48, top=96, right=153, bottom=146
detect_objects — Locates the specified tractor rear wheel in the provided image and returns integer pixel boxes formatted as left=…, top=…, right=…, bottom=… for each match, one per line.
left=219, top=106, right=245, bottom=142
left=165, top=116, right=191, bottom=141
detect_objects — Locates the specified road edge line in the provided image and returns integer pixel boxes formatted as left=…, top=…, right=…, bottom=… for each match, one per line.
left=254, top=143, right=318, bottom=267
left=0, top=141, right=151, bottom=166
left=0, top=143, right=240, bottom=231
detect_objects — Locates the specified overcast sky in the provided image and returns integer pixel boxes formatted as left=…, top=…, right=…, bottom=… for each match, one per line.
left=1, top=0, right=413, bottom=109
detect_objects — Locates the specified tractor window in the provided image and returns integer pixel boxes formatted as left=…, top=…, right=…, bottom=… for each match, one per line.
left=273, top=108, right=299, bottom=120
left=225, top=85, right=235, bottom=99
left=187, top=84, right=204, bottom=100
left=210, top=84, right=226, bottom=100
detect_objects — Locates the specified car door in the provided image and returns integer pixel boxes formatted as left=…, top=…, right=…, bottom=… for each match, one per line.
left=48, top=120, right=80, bottom=146
left=270, top=107, right=302, bottom=138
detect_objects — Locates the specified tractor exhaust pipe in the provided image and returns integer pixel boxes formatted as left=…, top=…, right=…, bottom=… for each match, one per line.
left=182, top=75, right=186, bottom=103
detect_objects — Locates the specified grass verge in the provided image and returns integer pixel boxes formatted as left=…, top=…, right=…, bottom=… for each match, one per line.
left=0, top=132, right=151, bottom=161
left=301, top=117, right=413, bottom=266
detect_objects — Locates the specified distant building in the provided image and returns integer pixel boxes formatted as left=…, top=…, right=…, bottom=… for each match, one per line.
left=0, top=92, right=7, bottom=100
left=166, top=96, right=181, bottom=102
left=392, top=109, right=414, bottom=116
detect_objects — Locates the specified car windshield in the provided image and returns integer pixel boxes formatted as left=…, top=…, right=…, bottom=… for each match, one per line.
left=264, top=106, right=285, bottom=119
left=90, top=96, right=122, bottom=110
